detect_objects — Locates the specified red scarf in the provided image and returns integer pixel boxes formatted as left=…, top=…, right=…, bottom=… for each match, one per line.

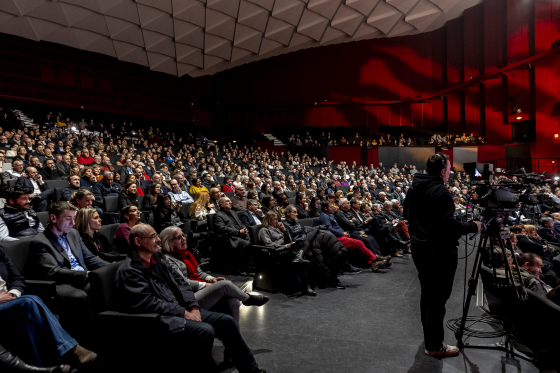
left=175, top=249, right=203, bottom=282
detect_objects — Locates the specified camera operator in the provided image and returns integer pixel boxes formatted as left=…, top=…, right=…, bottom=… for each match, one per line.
left=403, top=153, right=481, bottom=358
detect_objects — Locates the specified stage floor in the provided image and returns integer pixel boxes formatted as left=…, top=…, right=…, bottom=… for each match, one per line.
left=214, top=244, right=553, bottom=373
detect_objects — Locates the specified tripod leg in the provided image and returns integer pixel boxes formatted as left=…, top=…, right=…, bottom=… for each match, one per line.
left=455, top=234, right=489, bottom=348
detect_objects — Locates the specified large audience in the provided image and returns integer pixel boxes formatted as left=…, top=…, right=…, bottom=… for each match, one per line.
left=285, top=131, right=486, bottom=147
left=0, top=105, right=559, bottom=371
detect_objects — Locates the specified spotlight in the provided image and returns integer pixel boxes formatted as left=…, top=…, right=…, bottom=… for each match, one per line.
left=516, top=108, right=522, bottom=113
left=555, top=134, right=559, bottom=138
left=233, top=140, right=236, bottom=143
left=71, top=126, right=76, bottom=130
left=555, top=177, right=559, bottom=181
left=516, top=116, right=522, bottom=120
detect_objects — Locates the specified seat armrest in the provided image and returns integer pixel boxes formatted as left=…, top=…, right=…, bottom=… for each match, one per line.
left=98, top=311, right=160, bottom=320
left=25, top=280, right=57, bottom=300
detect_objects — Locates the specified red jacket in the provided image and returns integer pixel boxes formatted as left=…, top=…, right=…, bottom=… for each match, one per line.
left=222, top=184, right=235, bottom=193
left=77, top=156, right=94, bottom=165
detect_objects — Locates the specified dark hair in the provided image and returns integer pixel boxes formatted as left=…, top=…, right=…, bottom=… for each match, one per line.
left=295, top=192, right=306, bottom=205
left=350, top=198, right=359, bottom=205
left=510, top=224, right=524, bottom=234
left=262, top=195, right=275, bottom=210
left=321, top=200, right=332, bottom=212
left=519, top=252, right=541, bottom=267
left=120, top=205, right=138, bottom=223
left=426, top=153, right=449, bottom=176
left=49, top=201, right=77, bottom=217
left=6, top=187, right=33, bottom=204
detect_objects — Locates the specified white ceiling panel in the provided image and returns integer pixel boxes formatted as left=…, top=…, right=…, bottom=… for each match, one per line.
left=0, top=0, right=480, bottom=77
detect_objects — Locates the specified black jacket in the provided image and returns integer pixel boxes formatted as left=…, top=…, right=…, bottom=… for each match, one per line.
left=0, top=246, right=25, bottom=295
left=115, top=249, right=199, bottom=333
left=334, top=209, right=358, bottom=233
left=15, top=177, right=48, bottom=193
left=517, top=235, right=548, bottom=258
left=79, top=231, right=122, bottom=262
left=118, top=192, right=139, bottom=210
left=537, top=227, right=560, bottom=246
left=39, top=167, right=65, bottom=181
left=153, top=207, right=186, bottom=233
left=0, top=206, right=42, bottom=239
left=295, top=205, right=310, bottom=220
left=403, top=173, right=477, bottom=251
left=213, top=210, right=248, bottom=248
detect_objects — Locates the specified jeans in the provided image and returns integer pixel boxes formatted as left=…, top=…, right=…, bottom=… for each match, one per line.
left=412, top=248, right=457, bottom=351
left=195, top=280, right=249, bottom=327
left=177, top=309, right=260, bottom=373
left=0, top=295, right=78, bottom=367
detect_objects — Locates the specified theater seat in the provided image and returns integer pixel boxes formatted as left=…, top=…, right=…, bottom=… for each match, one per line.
left=2, top=238, right=56, bottom=306
left=99, top=223, right=119, bottom=245
left=37, top=212, right=49, bottom=228
left=103, top=196, right=120, bottom=220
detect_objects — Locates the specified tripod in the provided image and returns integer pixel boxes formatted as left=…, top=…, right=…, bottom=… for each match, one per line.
left=454, top=213, right=537, bottom=362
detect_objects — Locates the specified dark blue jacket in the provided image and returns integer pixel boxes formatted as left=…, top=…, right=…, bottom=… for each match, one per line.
left=93, top=181, right=121, bottom=207
left=239, top=211, right=263, bottom=228
left=319, top=212, right=344, bottom=237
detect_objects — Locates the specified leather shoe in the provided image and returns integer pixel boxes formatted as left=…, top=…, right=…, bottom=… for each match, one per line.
left=302, top=285, right=317, bottom=296
left=68, top=345, right=97, bottom=367
left=0, top=348, right=71, bottom=372
left=242, top=294, right=269, bottom=307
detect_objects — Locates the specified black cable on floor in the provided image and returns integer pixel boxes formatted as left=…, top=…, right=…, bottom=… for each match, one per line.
left=446, top=315, right=504, bottom=338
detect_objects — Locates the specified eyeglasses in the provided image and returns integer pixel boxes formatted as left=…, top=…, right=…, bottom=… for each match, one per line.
left=171, top=234, right=187, bottom=241
left=138, top=233, right=158, bottom=239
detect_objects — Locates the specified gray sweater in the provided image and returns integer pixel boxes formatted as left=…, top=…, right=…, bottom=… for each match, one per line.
left=258, top=226, right=290, bottom=249
left=164, top=253, right=215, bottom=292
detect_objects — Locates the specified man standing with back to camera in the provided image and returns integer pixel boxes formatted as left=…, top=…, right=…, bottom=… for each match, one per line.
left=404, top=153, right=481, bottom=357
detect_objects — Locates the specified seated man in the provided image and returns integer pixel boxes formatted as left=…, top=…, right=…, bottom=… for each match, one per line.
left=62, top=175, right=89, bottom=202
left=56, top=155, right=71, bottom=177
left=119, top=159, right=134, bottom=181
left=319, top=201, right=388, bottom=272
left=168, top=177, right=194, bottom=204
left=239, top=199, right=264, bottom=228
left=231, top=185, right=247, bottom=212
left=209, top=187, right=222, bottom=211
left=294, top=193, right=310, bottom=219
left=271, top=181, right=287, bottom=202
left=381, top=200, right=410, bottom=241
left=0, top=246, right=97, bottom=369
left=15, top=167, right=55, bottom=212
left=92, top=171, right=121, bottom=208
left=512, top=253, right=551, bottom=297
left=115, top=224, right=267, bottom=373
left=133, top=167, right=151, bottom=188
left=1, top=159, right=25, bottom=190
left=100, top=156, right=114, bottom=173
left=538, top=217, right=560, bottom=246
left=213, top=197, right=251, bottom=273
left=201, top=173, right=213, bottom=190
left=0, top=188, right=44, bottom=241
left=39, top=159, right=65, bottom=181
left=30, top=202, right=110, bottom=342
left=335, top=198, right=387, bottom=260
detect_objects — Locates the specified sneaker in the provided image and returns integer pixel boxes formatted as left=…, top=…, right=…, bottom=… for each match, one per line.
left=377, top=255, right=392, bottom=262
left=370, top=260, right=387, bottom=272
left=342, top=264, right=363, bottom=275
left=336, top=282, right=346, bottom=289
left=242, top=294, right=270, bottom=307
left=382, top=261, right=392, bottom=269
left=425, top=344, right=460, bottom=357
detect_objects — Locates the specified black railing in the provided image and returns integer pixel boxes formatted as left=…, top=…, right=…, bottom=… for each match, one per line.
left=491, top=158, right=560, bottom=175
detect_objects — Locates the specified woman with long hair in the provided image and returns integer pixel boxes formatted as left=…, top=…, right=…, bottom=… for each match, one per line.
left=308, top=196, right=322, bottom=218
left=259, top=183, right=271, bottom=201
left=153, top=194, right=186, bottom=232
left=74, top=207, right=120, bottom=261
left=189, top=191, right=216, bottom=221
left=142, top=182, right=161, bottom=212
left=189, top=178, right=208, bottom=195
left=118, top=180, right=139, bottom=210
left=113, top=205, right=142, bottom=252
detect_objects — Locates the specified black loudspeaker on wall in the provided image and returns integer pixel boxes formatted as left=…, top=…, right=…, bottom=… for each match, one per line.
left=511, top=119, right=536, bottom=142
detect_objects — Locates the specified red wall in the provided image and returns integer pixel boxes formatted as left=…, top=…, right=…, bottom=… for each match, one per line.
left=0, top=34, right=192, bottom=122
left=478, top=145, right=506, bottom=163
left=366, top=148, right=379, bottom=168
left=203, top=0, right=560, bottom=154
left=330, top=147, right=364, bottom=166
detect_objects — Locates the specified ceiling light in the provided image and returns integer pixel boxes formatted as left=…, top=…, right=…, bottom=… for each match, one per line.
left=555, top=134, right=559, bottom=138
left=555, top=177, right=559, bottom=181
left=516, top=116, right=522, bottom=120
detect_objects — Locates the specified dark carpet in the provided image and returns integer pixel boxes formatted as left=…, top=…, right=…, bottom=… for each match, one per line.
left=211, top=242, right=554, bottom=373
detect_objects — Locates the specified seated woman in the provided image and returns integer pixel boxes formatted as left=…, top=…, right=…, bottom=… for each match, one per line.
left=189, top=191, right=215, bottom=221
left=160, top=226, right=268, bottom=327
left=259, top=183, right=271, bottom=201
left=153, top=194, right=186, bottom=233
left=74, top=207, right=121, bottom=262
left=123, top=175, right=144, bottom=196
left=77, top=149, right=93, bottom=165
left=79, top=167, right=96, bottom=189
left=261, top=195, right=276, bottom=216
left=308, top=196, right=322, bottom=218
left=114, top=205, right=141, bottom=252
left=189, top=178, right=208, bottom=195
left=142, top=182, right=161, bottom=213
left=92, top=165, right=103, bottom=181
left=118, top=180, right=139, bottom=210
left=0, top=246, right=96, bottom=370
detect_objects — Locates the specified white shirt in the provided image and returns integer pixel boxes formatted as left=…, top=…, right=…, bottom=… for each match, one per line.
left=250, top=211, right=262, bottom=225
left=0, top=274, right=21, bottom=298
left=30, top=179, right=42, bottom=195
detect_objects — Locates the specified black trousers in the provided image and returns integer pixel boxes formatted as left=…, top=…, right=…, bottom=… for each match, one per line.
left=411, top=248, right=457, bottom=351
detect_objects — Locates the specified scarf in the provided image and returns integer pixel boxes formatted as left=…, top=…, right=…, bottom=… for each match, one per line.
left=175, top=249, right=202, bottom=282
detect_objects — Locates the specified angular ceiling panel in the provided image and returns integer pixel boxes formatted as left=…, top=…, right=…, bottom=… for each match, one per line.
left=346, top=0, right=380, bottom=16
left=174, top=19, right=204, bottom=48
left=331, top=4, right=364, bottom=36
left=297, top=9, right=329, bottom=41
left=207, top=0, right=240, bottom=18
left=233, top=23, right=262, bottom=53
left=0, top=0, right=477, bottom=77
left=265, top=16, right=294, bottom=45
left=238, top=0, right=269, bottom=33
left=176, top=43, right=204, bottom=67
left=272, top=0, right=306, bottom=26
left=308, top=0, right=343, bottom=20
left=173, top=0, right=206, bottom=27
left=205, top=8, right=235, bottom=40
